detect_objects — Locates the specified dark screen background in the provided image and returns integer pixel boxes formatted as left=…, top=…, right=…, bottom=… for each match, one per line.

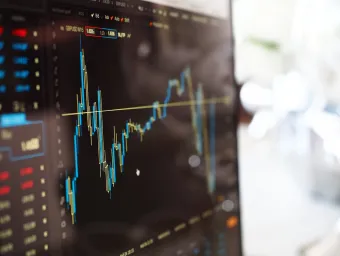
left=50, top=1, right=240, bottom=255
left=0, top=0, right=241, bottom=255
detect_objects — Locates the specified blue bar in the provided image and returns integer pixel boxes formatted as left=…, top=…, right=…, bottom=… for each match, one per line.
left=152, top=103, right=157, bottom=120
left=125, top=122, right=129, bottom=138
left=113, top=166, right=117, bottom=182
left=13, top=57, right=29, bottom=65
left=12, top=43, right=28, bottom=51
left=74, top=134, right=79, bottom=178
left=92, top=105, right=96, bottom=133
left=97, top=91, right=103, bottom=163
left=65, top=178, right=69, bottom=203
left=15, top=84, right=30, bottom=92
left=14, top=70, right=29, bottom=79
left=0, top=70, right=5, bottom=79
left=80, top=52, right=85, bottom=110
left=0, top=113, right=27, bottom=127
left=0, top=42, right=4, bottom=50
left=0, top=84, right=6, bottom=93
left=72, top=178, right=76, bottom=194
left=163, top=80, right=177, bottom=118
left=109, top=167, right=113, bottom=191
left=75, top=125, right=79, bottom=152
left=78, top=103, right=82, bottom=125
left=0, top=56, right=5, bottom=64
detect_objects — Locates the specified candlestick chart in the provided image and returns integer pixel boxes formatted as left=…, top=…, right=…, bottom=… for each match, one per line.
left=63, top=38, right=227, bottom=224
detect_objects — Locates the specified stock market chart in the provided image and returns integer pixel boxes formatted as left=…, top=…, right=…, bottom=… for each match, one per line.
left=0, top=0, right=241, bottom=255
left=63, top=38, right=230, bottom=223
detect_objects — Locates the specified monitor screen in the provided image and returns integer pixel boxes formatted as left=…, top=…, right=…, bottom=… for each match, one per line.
left=0, top=1, right=241, bottom=255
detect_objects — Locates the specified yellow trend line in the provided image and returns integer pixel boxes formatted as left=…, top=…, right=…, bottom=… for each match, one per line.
left=61, top=96, right=231, bottom=117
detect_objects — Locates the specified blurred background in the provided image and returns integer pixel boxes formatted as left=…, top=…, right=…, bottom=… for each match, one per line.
left=233, top=0, right=340, bottom=255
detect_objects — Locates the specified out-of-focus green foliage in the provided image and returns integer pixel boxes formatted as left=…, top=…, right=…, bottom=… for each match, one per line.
left=247, top=36, right=280, bottom=52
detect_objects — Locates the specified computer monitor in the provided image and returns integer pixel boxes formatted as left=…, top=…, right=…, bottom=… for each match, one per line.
left=0, top=0, right=241, bottom=255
